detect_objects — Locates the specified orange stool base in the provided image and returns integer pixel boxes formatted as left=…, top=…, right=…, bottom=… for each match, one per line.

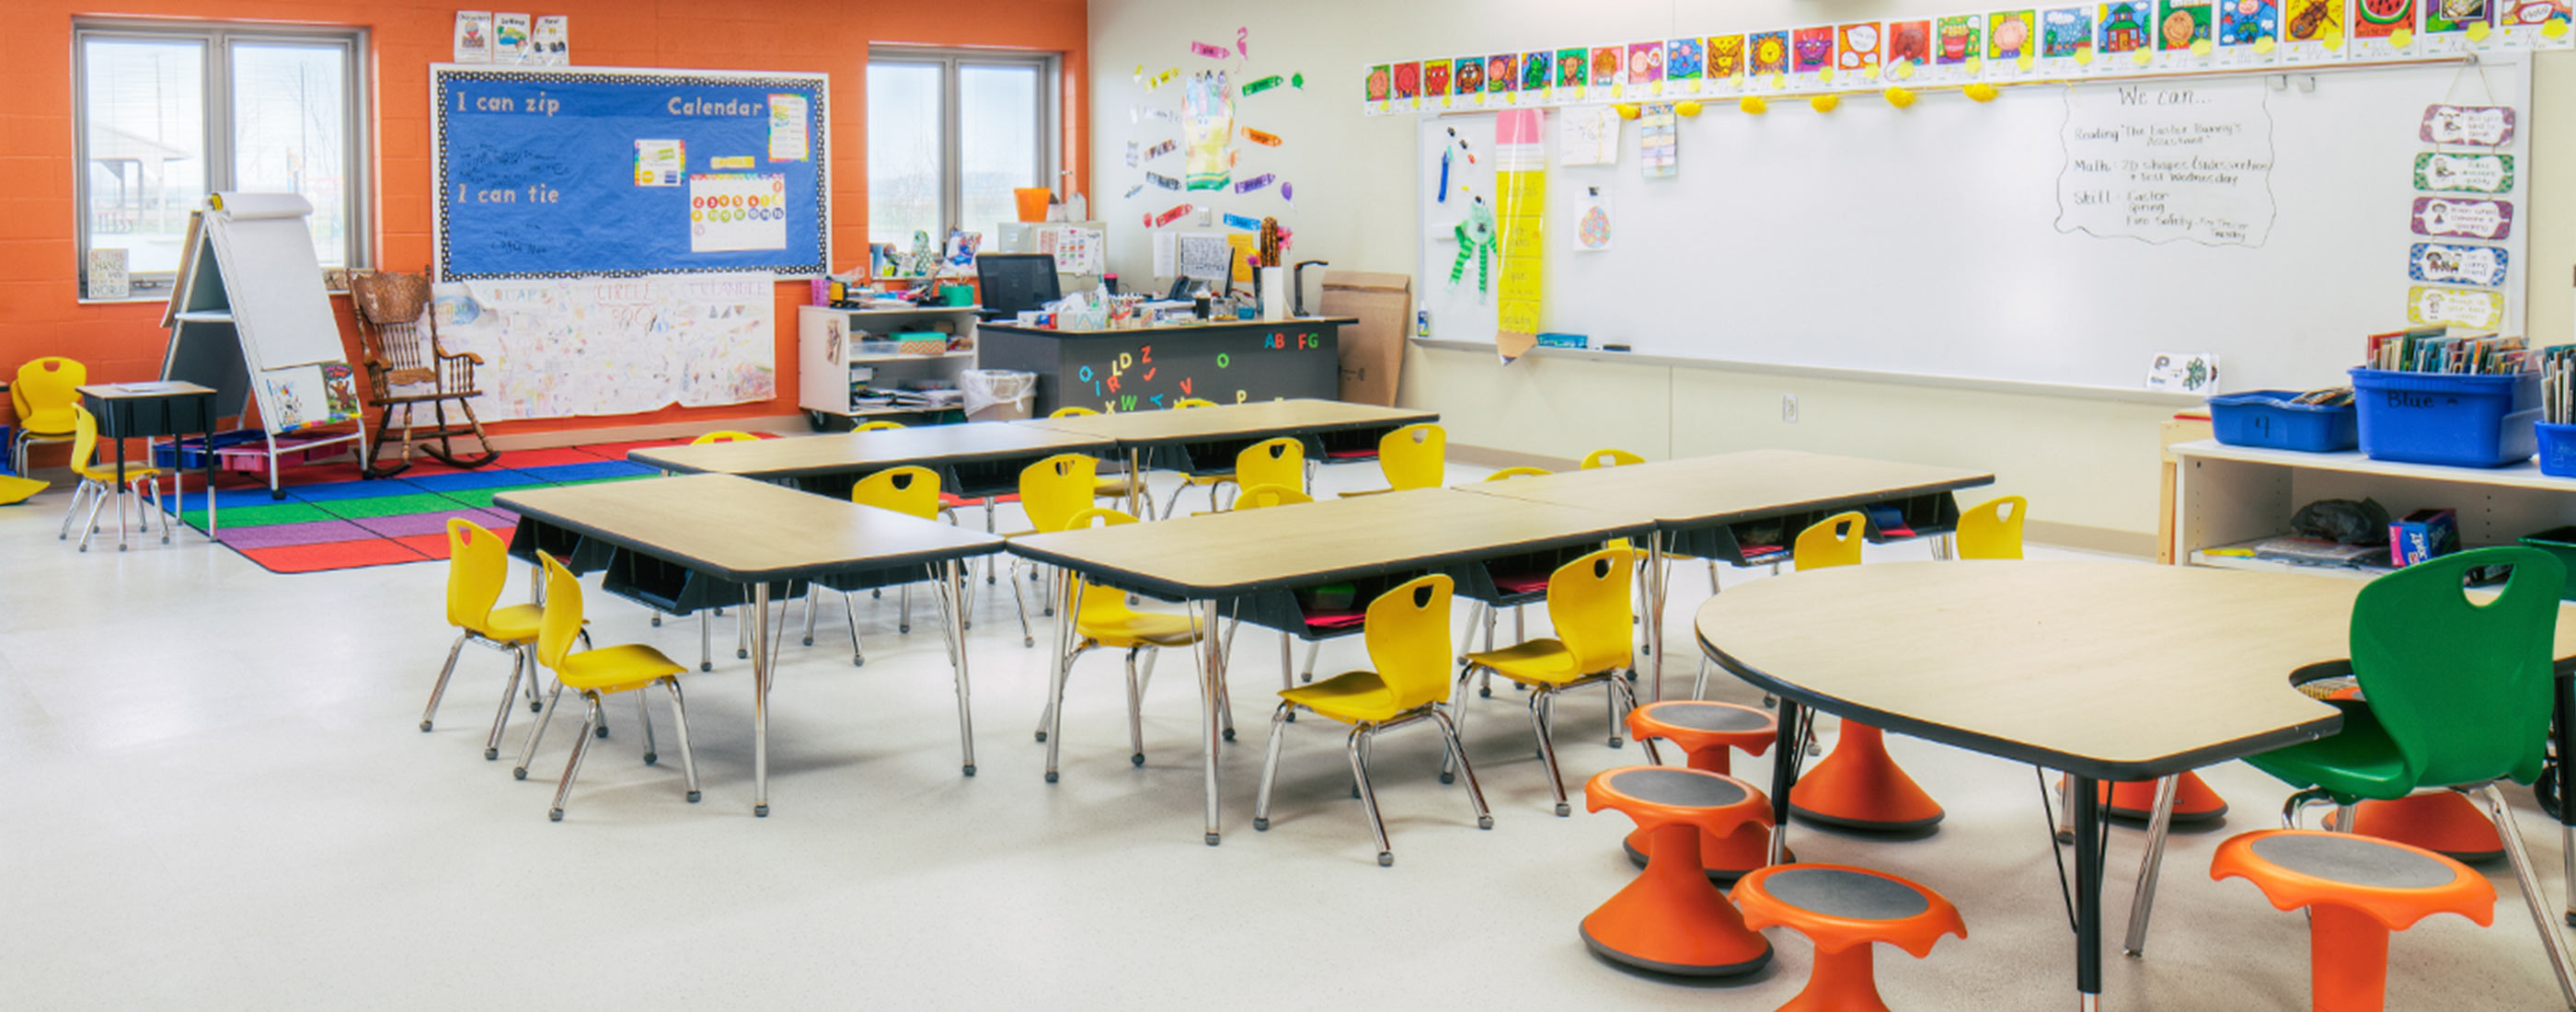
left=2325, top=792, right=2504, bottom=864
left=1731, top=863, right=1968, bottom=1012
left=1622, top=825, right=1789, bottom=882
left=1582, top=823, right=1772, bottom=975
left=1787, top=722, right=1944, bottom=832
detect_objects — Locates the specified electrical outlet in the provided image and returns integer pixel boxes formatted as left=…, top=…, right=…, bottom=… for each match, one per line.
left=1781, top=394, right=1800, bottom=423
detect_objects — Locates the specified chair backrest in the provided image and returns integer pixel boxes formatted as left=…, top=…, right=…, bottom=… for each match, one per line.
left=13, top=357, right=86, bottom=431
left=349, top=270, right=437, bottom=388
left=1365, top=574, right=1457, bottom=711
left=853, top=466, right=942, bottom=520
left=1483, top=466, right=1552, bottom=481
left=2351, top=546, right=2565, bottom=789
left=1234, top=483, right=1312, bottom=510
left=535, top=552, right=586, bottom=673
left=1050, top=406, right=1098, bottom=418
left=1019, top=453, right=1100, bottom=533
left=692, top=431, right=761, bottom=445
left=1235, top=437, right=1304, bottom=490
left=1793, top=512, right=1868, bottom=571
left=1579, top=447, right=1645, bottom=470
left=856, top=420, right=906, bottom=431
left=1547, top=546, right=1638, bottom=673
left=1377, top=423, right=1446, bottom=490
left=1173, top=398, right=1218, bottom=409
left=444, top=518, right=512, bottom=630
left=1065, top=508, right=1148, bottom=627
left=1956, top=496, right=2027, bottom=560
left=67, top=404, right=101, bottom=472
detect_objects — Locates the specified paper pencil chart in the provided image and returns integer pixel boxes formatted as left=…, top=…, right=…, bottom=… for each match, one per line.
left=1492, top=109, right=1547, bottom=363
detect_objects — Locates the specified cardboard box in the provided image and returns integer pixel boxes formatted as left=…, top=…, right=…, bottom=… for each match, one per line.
left=1319, top=270, right=1410, bottom=407
left=2389, top=508, right=2459, bottom=567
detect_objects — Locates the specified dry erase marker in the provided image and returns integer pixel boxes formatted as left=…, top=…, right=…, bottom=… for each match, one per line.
left=1438, top=146, right=1452, bottom=202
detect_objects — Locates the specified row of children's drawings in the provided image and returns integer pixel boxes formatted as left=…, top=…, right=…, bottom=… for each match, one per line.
left=1363, top=1, right=2573, bottom=114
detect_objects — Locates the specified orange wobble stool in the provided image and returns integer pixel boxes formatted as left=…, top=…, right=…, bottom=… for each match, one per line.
left=1731, top=863, right=1968, bottom=1012
left=2327, top=793, right=2505, bottom=863
left=1781, top=512, right=1943, bottom=832
left=1624, top=700, right=1788, bottom=880
left=2211, top=829, right=2494, bottom=1011
left=1581, top=766, right=1775, bottom=976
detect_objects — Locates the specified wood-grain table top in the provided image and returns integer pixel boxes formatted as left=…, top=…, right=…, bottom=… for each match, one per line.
left=1696, top=560, right=2576, bottom=781
left=1017, top=398, right=1436, bottom=447
left=496, top=474, right=1003, bottom=584
left=627, top=423, right=1114, bottom=479
left=1008, top=487, right=1655, bottom=600
left=1465, top=449, right=1995, bottom=528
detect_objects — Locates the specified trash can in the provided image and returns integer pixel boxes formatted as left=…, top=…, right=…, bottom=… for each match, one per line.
left=960, top=370, right=1036, bottom=422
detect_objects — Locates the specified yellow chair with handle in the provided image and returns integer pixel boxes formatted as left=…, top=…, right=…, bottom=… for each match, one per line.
left=1455, top=546, right=1648, bottom=816
left=56, top=405, right=165, bottom=552
left=856, top=420, right=905, bottom=431
left=1955, top=495, right=2027, bottom=560
left=1036, top=506, right=1213, bottom=782
left=12, top=356, right=85, bottom=477
left=513, top=552, right=701, bottom=822
left=1050, top=406, right=1146, bottom=505
left=803, top=466, right=944, bottom=666
left=1340, top=423, right=1446, bottom=498
left=424, top=518, right=551, bottom=759
left=1005, top=453, right=1104, bottom=648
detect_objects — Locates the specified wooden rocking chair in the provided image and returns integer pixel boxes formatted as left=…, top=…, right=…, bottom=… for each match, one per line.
left=351, top=268, right=499, bottom=477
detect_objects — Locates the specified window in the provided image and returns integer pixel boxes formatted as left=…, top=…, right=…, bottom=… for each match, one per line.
left=867, top=49, right=1058, bottom=253
left=75, top=22, right=368, bottom=300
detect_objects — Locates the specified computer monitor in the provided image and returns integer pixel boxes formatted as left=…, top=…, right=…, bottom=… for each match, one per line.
left=975, top=254, right=1061, bottom=318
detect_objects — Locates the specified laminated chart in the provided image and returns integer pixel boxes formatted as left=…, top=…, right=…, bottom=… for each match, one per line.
left=1492, top=109, right=1547, bottom=363
left=688, top=174, right=788, bottom=252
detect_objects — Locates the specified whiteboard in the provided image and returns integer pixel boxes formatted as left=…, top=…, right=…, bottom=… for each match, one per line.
left=205, top=193, right=348, bottom=370
left=1415, top=58, right=2531, bottom=394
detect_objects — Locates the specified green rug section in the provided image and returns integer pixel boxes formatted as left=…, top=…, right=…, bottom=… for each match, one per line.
left=181, top=501, right=337, bottom=530
left=315, top=492, right=471, bottom=520
left=436, top=484, right=555, bottom=510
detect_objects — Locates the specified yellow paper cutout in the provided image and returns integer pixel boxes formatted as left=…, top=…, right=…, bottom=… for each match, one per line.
left=1770, top=73, right=1787, bottom=89
left=2191, top=39, right=2213, bottom=55
left=1810, top=94, right=1840, bottom=113
left=1885, top=86, right=1916, bottom=108
left=1673, top=100, right=1703, bottom=117
left=2467, top=21, right=2491, bottom=40
left=1965, top=82, right=1999, bottom=102
left=2076, top=46, right=2098, bottom=65
left=2391, top=29, right=2414, bottom=47
left=2546, top=20, right=2570, bottom=38
left=1892, top=63, right=1916, bottom=80
left=2017, top=53, right=2036, bottom=71
left=2321, top=28, right=2345, bottom=48
left=2255, top=37, right=2277, bottom=52
left=1967, top=56, right=1985, bottom=74
left=1740, top=96, right=1768, bottom=114
left=1819, top=66, right=1835, bottom=84
left=2132, top=48, right=2154, bottom=65
left=1863, top=65, right=1882, bottom=81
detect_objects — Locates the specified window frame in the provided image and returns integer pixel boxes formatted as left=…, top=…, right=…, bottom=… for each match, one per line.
left=72, top=19, right=372, bottom=302
left=865, top=46, right=1061, bottom=244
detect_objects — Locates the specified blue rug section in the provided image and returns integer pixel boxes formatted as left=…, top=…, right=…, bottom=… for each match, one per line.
left=278, top=477, right=430, bottom=502
left=166, top=488, right=303, bottom=512
left=509, top=461, right=658, bottom=483
left=402, top=468, right=548, bottom=492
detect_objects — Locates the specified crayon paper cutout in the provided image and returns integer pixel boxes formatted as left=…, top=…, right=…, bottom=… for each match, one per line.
left=1488, top=54, right=1519, bottom=94
left=1145, top=204, right=1192, bottom=228
left=1628, top=41, right=1666, bottom=86
left=1524, top=50, right=1555, bottom=91
left=1888, top=20, right=1935, bottom=66
left=2354, top=0, right=2418, bottom=39
left=1936, top=15, right=1984, bottom=63
left=2409, top=242, right=2509, bottom=286
left=1144, top=140, right=1177, bottom=160
left=2219, top=0, right=2283, bottom=45
left=1492, top=109, right=1547, bottom=363
left=1393, top=62, right=1421, bottom=99
left=1138, top=66, right=1179, bottom=89
left=1639, top=104, right=1678, bottom=178
left=1182, top=71, right=1235, bottom=191
left=1190, top=41, right=1232, bottom=60
left=1242, top=74, right=1288, bottom=95
left=1146, top=172, right=1181, bottom=190
left=1132, top=105, right=1178, bottom=123
left=1424, top=60, right=1452, bottom=98
left=1366, top=65, right=1391, bottom=102
left=1556, top=48, right=1589, bottom=87
left=1749, top=30, right=1792, bottom=75
left=2411, top=196, right=2513, bottom=238
left=1991, top=10, right=2040, bottom=58
left=2414, top=152, right=2513, bottom=192
left=1223, top=213, right=1263, bottom=230
left=2042, top=7, right=2099, bottom=55
left=1709, top=35, right=1747, bottom=79
left=2408, top=285, right=2505, bottom=328
left=1122, top=184, right=1144, bottom=199
left=2159, top=1, right=2214, bottom=50
left=1668, top=38, right=1707, bottom=84
left=1125, top=141, right=1140, bottom=167
left=1234, top=174, right=1276, bottom=194
left=1592, top=46, right=1625, bottom=91
left=2102, top=1, right=2157, bottom=51
left=1840, top=23, right=1885, bottom=69
left=2285, top=0, right=2348, bottom=42
left=1792, top=27, right=1836, bottom=73
left=2421, top=105, right=2515, bottom=144
left=1454, top=57, right=1484, bottom=96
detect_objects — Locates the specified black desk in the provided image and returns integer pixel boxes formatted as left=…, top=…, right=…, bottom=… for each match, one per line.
left=76, top=382, right=219, bottom=549
left=977, top=317, right=1351, bottom=416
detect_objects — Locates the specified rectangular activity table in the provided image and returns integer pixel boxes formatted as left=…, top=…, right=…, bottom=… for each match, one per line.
left=1021, top=398, right=1436, bottom=499
left=1008, top=487, right=1655, bottom=844
left=75, top=381, right=220, bottom=549
left=496, top=474, right=1006, bottom=814
left=627, top=421, right=1117, bottom=502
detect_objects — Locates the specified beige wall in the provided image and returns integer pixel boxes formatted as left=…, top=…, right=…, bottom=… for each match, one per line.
left=1090, top=0, right=2573, bottom=552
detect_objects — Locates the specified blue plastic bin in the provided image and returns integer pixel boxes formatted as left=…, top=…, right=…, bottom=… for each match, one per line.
left=2206, top=391, right=2360, bottom=452
left=2538, top=423, right=2576, bottom=478
left=2348, top=368, right=2540, bottom=468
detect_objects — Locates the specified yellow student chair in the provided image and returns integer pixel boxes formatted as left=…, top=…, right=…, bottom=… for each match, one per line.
left=513, top=552, right=701, bottom=822
left=1154, top=397, right=1232, bottom=515
left=12, top=356, right=85, bottom=477
left=1048, top=406, right=1146, bottom=505
left=1579, top=447, right=1646, bottom=470
left=1036, top=506, right=1213, bottom=782
left=1183, top=437, right=1304, bottom=516
left=1455, top=546, right=1648, bottom=816
left=1955, top=495, right=2027, bottom=560
left=1460, top=466, right=1556, bottom=666
left=855, top=420, right=906, bottom=431
left=800, top=466, right=945, bottom=666
left=424, top=518, right=553, bottom=759
left=1779, top=512, right=1946, bottom=832
left=56, top=405, right=165, bottom=553
left=1338, top=423, right=1446, bottom=498
left=1006, top=453, right=1105, bottom=648
left=1254, top=573, right=1492, bottom=866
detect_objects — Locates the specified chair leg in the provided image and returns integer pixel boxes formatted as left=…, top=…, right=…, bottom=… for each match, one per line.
left=74, top=479, right=112, bottom=552
left=1042, top=645, right=1076, bottom=782
left=58, top=479, right=91, bottom=539
left=801, top=590, right=819, bottom=647
left=547, top=694, right=603, bottom=822
left=1606, top=671, right=1636, bottom=748
left=1693, top=657, right=1712, bottom=700
left=1254, top=703, right=1294, bottom=831
left=480, top=648, right=527, bottom=761
left=147, top=476, right=167, bottom=545
left=1530, top=687, right=1570, bottom=816
left=2476, top=784, right=2576, bottom=1008
left=421, top=631, right=470, bottom=732
left=1125, top=648, right=1147, bottom=767
left=1443, top=663, right=1478, bottom=783
left=1009, top=564, right=1036, bottom=648
left=1457, top=602, right=1483, bottom=663
left=513, top=683, right=568, bottom=779
left=635, top=689, right=659, bottom=765
left=663, top=678, right=701, bottom=802
left=844, top=592, right=866, bottom=667
left=1708, top=558, right=1721, bottom=594
left=1432, top=707, right=1493, bottom=831
left=1348, top=726, right=1394, bottom=866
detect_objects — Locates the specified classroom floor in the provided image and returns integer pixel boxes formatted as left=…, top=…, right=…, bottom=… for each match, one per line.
left=2, top=458, right=2568, bottom=1009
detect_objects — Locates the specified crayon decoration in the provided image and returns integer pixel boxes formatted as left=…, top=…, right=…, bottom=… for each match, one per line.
left=1223, top=213, right=1264, bottom=230
left=1146, top=172, right=1181, bottom=190
left=1144, top=140, right=1176, bottom=161
left=1122, top=184, right=1144, bottom=199
left=1145, top=203, right=1193, bottom=228
left=1258, top=217, right=1282, bottom=269
left=1235, top=173, right=1277, bottom=194
left=1190, top=40, right=1232, bottom=60
left=1243, top=75, right=1287, bottom=95
left=1242, top=126, right=1284, bottom=146
left=1136, top=66, right=1179, bottom=89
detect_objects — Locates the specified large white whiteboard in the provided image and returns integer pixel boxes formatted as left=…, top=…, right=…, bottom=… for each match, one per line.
left=1415, top=58, right=2531, bottom=394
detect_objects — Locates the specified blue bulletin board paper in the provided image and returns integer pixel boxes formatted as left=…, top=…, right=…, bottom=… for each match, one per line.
left=431, top=64, right=830, bottom=281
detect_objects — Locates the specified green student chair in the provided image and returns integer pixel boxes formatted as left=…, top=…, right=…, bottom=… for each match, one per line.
left=2240, top=546, right=2576, bottom=1007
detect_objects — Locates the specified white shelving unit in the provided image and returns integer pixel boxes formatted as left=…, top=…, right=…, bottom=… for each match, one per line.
left=2170, top=439, right=2576, bottom=575
left=795, top=305, right=981, bottom=430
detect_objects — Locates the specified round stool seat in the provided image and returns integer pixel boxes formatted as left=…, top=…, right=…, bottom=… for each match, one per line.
left=1732, top=864, right=1967, bottom=1012
left=2211, top=830, right=2495, bottom=1012
left=1581, top=766, right=1775, bottom=976
left=1624, top=701, right=1787, bottom=881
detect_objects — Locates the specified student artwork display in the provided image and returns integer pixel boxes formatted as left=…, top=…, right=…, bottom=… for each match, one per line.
left=1558, top=106, right=1620, bottom=166
left=431, top=272, right=776, bottom=420
left=1639, top=104, right=1679, bottom=178
left=1183, top=72, right=1235, bottom=190
left=1361, top=0, right=2565, bottom=114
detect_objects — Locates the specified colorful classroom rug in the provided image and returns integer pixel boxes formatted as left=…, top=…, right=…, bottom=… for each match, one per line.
left=165, top=442, right=680, bottom=574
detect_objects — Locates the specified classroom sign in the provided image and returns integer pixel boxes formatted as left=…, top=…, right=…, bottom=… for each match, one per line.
left=2054, top=81, right=2276, bottom=246
left=432, top=65, right=829, bottom=281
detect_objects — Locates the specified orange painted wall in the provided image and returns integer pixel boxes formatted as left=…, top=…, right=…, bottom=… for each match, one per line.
left=2, top=0, right=1087, bottom=454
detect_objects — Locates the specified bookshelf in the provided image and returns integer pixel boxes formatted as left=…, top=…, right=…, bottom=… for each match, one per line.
left=2170, top=440, right=2576, bottom=576
left=794, top=305, right=981, bottom=430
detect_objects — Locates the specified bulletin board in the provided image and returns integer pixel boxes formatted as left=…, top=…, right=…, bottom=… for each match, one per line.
left=431, top=65, right=829, bottom=281
left=1413, top=58, right=2532, bottom=394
